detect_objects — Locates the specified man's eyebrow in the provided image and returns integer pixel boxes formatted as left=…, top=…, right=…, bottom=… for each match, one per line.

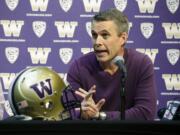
left=100, top=30, right=109, bottom=33
left=91, top=29, right=110, bottom=34
left=91, top=30, right=96, bottom=33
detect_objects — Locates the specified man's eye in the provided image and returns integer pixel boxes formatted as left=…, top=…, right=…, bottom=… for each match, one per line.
left=102, top=33, right=109, bottom=39
left=92, top=33, right=97, bottom=39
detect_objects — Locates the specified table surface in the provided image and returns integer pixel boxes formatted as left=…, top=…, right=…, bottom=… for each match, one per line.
left=0, top=120, right=180, bottom=135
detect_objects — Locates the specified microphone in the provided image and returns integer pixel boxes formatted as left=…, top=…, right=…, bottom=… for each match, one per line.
left=112, top=56, right=127, bottom=79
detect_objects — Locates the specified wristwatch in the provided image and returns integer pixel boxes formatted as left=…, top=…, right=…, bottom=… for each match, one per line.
left=99, top=112, right=107, bottom=120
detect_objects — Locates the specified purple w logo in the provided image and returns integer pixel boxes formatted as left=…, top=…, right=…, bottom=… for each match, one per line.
left=30, top=79, right=53, bottom=99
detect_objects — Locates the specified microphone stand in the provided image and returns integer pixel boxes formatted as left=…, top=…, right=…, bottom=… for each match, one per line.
left=120, top=69, right=126, bottom=120
left=112, top=56, right=127, bottom=120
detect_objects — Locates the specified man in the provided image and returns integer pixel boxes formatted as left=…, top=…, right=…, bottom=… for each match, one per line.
left=67, top=8, right=157, bottom=120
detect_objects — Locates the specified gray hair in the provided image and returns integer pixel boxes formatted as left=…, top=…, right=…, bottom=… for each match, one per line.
left=92, top=8, right=129, bottom=35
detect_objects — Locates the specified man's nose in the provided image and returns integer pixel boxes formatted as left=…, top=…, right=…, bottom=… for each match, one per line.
left=95, top=36, right=103, bottom=46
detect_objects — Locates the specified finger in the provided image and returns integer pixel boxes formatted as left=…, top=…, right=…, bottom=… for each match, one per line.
left=75, top=89, right=94, bottom=98
left=89, top=85, right=96, bottom=92
left=78, top=88, right=89, bottom=95
left=75, top=90, right=86, bottom=98
left=82, top=102, right=98, bottom=111
left=96, top=99, right=105, bottom=110
left=84, top=90, right=96, bottom=100
left=88, top=85, right=96, bottom=99
left=76, top=85, right=96, bottom=99
left=81, top=101, right=98, bottom=113
left=78, top=85, right=96, bottom=94
left=81, top=106, right=97, bottom=114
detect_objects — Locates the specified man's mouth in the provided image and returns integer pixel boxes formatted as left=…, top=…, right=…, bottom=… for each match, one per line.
left=95, top=50, right=107, bottom=53
left=94, top=50, right=108, bottom=56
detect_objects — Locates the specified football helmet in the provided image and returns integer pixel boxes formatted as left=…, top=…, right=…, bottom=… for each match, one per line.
left=8, top=66, right=80, bottom=121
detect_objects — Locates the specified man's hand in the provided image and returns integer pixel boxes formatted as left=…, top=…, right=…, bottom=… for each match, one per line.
left=75, top=85, right=105, bottom=120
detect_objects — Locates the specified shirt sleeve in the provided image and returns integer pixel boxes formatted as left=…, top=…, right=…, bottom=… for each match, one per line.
left=67, top=60, right=82, bottom=90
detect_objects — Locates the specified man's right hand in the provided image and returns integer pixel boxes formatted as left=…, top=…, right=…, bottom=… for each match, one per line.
left=75, top=85, right=105, bottom=120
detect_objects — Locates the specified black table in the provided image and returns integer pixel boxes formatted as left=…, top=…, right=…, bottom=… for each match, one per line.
left=0, top=120, right=180, bottom=135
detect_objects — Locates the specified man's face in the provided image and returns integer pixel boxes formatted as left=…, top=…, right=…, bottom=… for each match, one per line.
left=91, top=20, right=127, bottom=64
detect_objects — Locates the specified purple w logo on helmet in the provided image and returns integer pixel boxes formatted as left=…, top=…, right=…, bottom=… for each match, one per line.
left=30, top=78, right=53, bottom=99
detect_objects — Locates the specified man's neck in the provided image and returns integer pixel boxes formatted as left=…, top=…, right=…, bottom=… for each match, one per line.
left=100, top=62, right=118, bottom=75
left=99, top=49, right=125, bottom=75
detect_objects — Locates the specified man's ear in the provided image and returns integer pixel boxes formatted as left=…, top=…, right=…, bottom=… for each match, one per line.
left=119, top=32, right=128, bottom=46
left=121, top=32, right=128, bottom=42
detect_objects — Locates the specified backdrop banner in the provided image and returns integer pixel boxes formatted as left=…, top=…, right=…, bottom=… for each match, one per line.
left=0, top=0, right=179, bottom=120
